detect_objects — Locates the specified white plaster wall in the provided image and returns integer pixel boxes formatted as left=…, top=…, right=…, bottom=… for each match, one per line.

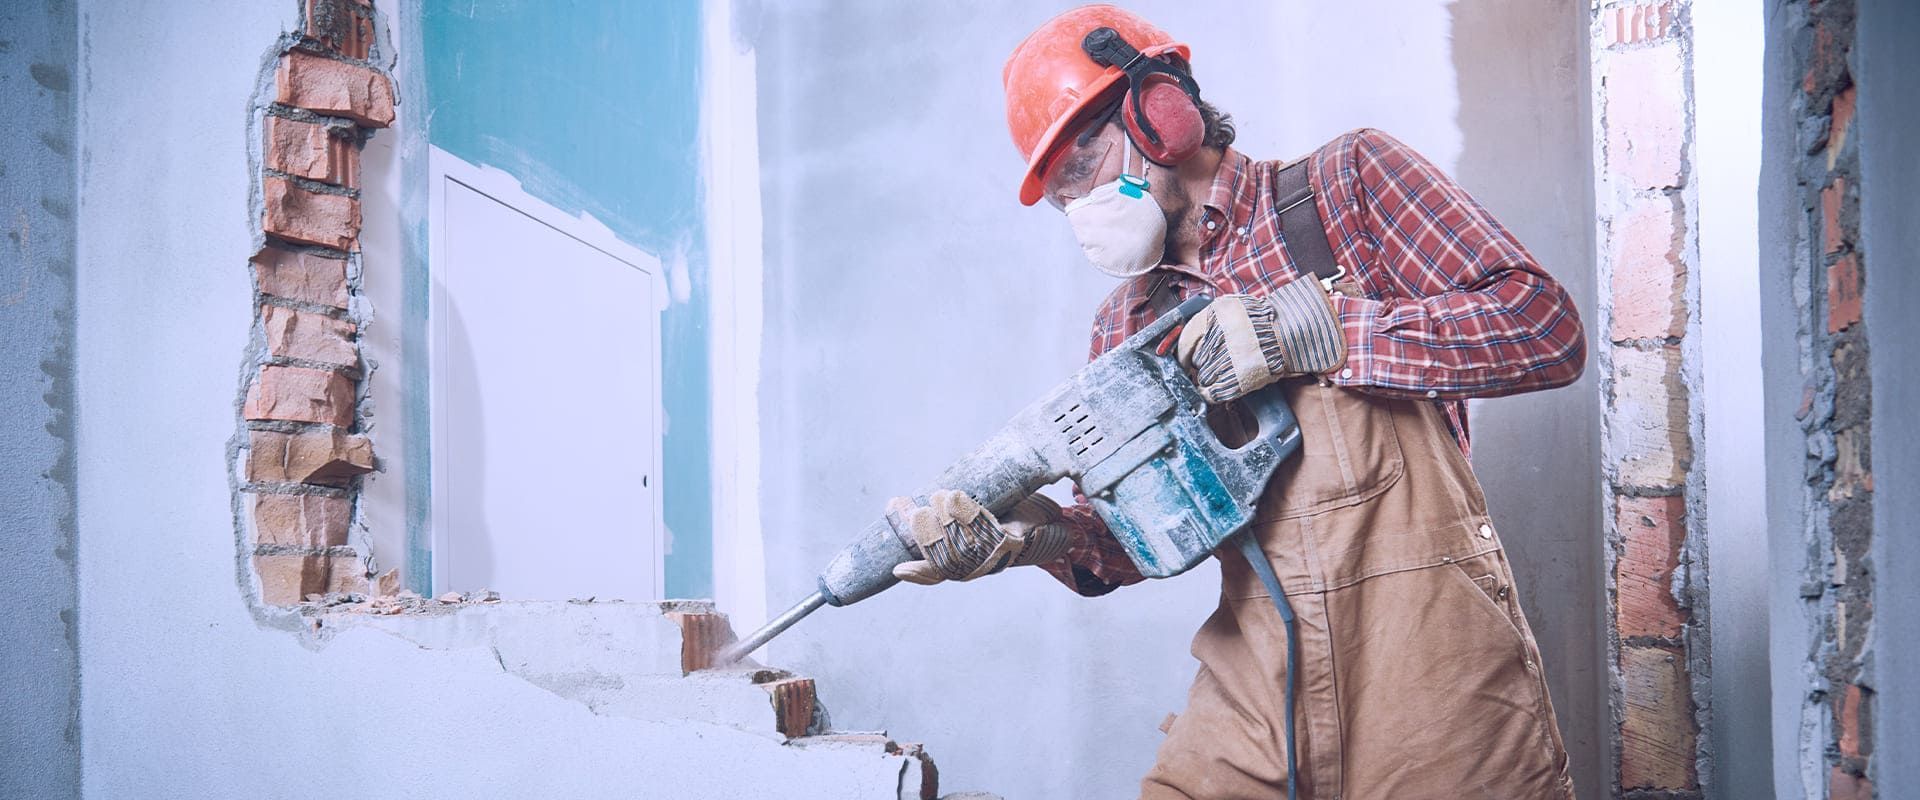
left=747, top=2, right=1599, bottom=798
left=1694, top=3, right=1773, bottom=797
left=69, top=4, right=920, bottom=798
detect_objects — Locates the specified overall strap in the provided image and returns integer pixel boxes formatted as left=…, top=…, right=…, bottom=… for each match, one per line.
left=1273, top=159, right=1341, bottom=283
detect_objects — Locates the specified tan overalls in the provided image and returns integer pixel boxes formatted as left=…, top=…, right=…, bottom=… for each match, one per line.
left=1140, top=377, right=1577, bottom=799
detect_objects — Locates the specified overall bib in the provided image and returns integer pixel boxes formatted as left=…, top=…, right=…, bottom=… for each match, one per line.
left=1139, top=377, right=1577, bottom=800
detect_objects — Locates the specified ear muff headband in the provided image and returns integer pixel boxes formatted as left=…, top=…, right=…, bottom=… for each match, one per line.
left=1081, top=27, right=1206, bottom=165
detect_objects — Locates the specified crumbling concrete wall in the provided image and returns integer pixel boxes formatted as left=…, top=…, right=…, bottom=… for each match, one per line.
left=1759, top=0, right=1918, bottom=797
left=68, top=1, right=961, bottom=796
left=0, top=1, right=81, bottom=798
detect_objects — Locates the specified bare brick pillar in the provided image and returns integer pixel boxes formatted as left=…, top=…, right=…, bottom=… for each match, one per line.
left=1589, top=2, right=1709, bottom=796
left=235, top=0, right=391, bottom=606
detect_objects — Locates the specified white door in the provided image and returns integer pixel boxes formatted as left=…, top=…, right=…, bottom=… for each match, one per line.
left=430, top=149, right=664, bottom=600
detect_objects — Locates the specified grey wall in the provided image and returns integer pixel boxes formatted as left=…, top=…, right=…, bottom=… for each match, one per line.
left=1449, top=2, right=1604, bottom=796
left=1857, top=0, right=1920, bottom=789
left=749, top=1, right=1600, bottom=797
left=0, top=1, right=81, bottom=797
left=1759, top=1, right=1813, bottom=795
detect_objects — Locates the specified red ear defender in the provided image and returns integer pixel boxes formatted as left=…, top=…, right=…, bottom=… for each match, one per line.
left=1124, top=74, right=1205, bottom=165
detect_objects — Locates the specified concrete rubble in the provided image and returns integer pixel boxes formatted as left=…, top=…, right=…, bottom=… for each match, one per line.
left=277, top=592, right=967, bottom=799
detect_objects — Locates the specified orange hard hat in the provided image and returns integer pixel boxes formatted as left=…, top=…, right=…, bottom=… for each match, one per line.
left=1003, top=5, right=1190, bottom=206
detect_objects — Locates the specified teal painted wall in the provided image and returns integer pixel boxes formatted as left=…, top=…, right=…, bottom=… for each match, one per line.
left=422, top=0, right=712, bottom=598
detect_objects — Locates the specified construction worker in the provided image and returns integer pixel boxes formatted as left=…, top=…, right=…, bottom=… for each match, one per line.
left=886, top=5, right=1585, bottom=798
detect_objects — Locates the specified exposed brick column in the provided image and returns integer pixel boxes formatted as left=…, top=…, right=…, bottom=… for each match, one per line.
left=1784, top=0, right=1876, bottom=796
left=1590, top=2, right=1710, bottom=796
left=237, top=0, right=392, bottom=606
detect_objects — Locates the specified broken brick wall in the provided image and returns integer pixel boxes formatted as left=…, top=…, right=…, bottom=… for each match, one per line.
left=1760, top=0, right=1895, bottom=796
left=235, top=0, right=393, bottom=606
left=1589, top=2, right=1712, bottom=796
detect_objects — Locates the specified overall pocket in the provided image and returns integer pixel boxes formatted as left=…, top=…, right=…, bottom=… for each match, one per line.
left=1258, top=381, right=1405, bottom=519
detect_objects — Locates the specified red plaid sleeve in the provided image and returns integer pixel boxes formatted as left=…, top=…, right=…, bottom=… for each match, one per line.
left=1318, top=129, right=1587, bottom=399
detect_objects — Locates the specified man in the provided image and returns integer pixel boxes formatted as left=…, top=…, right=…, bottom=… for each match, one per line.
left=885, top=6, right=1586, bottom=798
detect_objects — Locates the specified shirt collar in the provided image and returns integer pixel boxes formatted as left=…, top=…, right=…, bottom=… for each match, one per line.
left=1198, top=148, right=1252, bottom=241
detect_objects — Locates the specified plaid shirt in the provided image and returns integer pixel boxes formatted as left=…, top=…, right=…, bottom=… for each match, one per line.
left=1040, top=128, right=1587, bottom=596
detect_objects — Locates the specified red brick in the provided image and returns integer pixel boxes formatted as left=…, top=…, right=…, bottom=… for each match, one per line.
left=1826, top=254, right=1861, bottom=334
left=265, top=115, right=358, bottom=189
left=1838, top=683, right=1868, bottom=758
left=1830, top=766, right=1873, bottom=800
left=252, top=245, right=348, bottom=309
left=1619, top=644, right=1697, bottom=790
left=263, top=176, right=360, bottom=250
left=244, top=365, right=355, bottom=426
left=1605, top=44, right=1688, bottom=190
left=252, top=492, right=351, bottom=548
left=764, top=677, right=816, bottom=739
left=263, top=304, right=358, bottom=368
left=275, top=50, right=394, bottom=128
left=1610, top=198, right=1686, bottom=341
left=248, top=428, right=374, bottom=485
left=1607, top=345, right=1691, bottom=487
left=1611, top=2, right=1677, bottom=46
left=254, top=552, right=366, bottom=604
left=304, top=0, right=375, bottom=60
left=1616, top=495, right=1687, bottom=638
left=668, top=611, right=736, bottom=674
left=1829, top=87, right=1856, bottom=168
left=1822, top=178, right=1849, bottom=255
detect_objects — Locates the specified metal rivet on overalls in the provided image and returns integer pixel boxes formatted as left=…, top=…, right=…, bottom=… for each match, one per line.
left=1478, top=523, right=1494, bottom=539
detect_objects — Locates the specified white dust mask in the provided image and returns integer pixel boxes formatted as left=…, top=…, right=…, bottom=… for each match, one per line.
left=1064, top=173, right=1167, bottom=278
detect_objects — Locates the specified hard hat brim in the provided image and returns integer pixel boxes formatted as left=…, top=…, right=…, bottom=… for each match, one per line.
left=1018, top=42, right=1189, bottom=206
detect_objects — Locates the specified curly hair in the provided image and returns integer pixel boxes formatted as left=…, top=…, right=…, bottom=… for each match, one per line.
left=1195, top=96, right=1237, bottom=149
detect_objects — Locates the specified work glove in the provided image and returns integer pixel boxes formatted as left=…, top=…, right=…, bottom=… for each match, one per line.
left=887, top=490, right=1071, bottom=585
left=1174, top=279, right=1346, bottom=404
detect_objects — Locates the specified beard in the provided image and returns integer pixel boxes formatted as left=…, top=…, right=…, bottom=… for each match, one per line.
left=1158, top=177, right=1198, bottom=265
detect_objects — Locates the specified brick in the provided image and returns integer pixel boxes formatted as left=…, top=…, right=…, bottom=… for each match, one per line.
left=254, top=552, right=366, bottom=604
left=1829, top=86, right=1856, bottom=169
left=263, top=304, right=358, bottom=368
left=763, top=677, right=816, bottom=739
left=1830, top=425, right=1869, bottom=502
left=1838, top=683, right=1869, bottom=758
left=1605, top=44, right=1687, bottom=190
left=1822, top=178, right=1849, bottom=255
left=1606, top=345, right=1691, bottom=487
left=1616, top=495, right=1687, bottom=638
left=244, top=365, right=355, bottom=426
left=1829, top=766, right=1873, bottom=800
left=1610, top=2, right=1676, bottom=46
left=1827, top=254, right=1860, bottom=333
left=263, top=176, right=360, bottom=250
left=248, top=428, right=374, bottom=485
left=304, top=0, right=375, bottom=61
left=1619, top=644, right=1697, bottom=790
left=252, top=245, right=348, bottom=309
left=275, top=50, right=394, bottom=127
left=668, top=611, right=735, bottom=674
left=265, top=115, right=358, bottom=189
left=252, top=492, right=351, bottom=548
left=1609, top=197, right=1686, bottom=341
